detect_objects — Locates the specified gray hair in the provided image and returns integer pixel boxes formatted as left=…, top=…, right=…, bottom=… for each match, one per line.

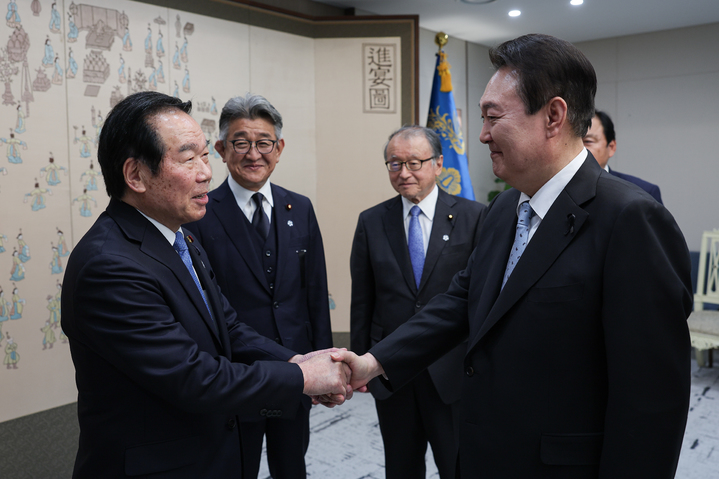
left=383, top=125, right=442, bottom=164
left=218, top=93, right=283, bottom=142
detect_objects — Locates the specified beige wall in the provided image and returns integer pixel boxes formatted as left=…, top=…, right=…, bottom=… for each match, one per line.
left=314, top=37, right=402, bottom=332
left=576, top=22, right=719, bottom=249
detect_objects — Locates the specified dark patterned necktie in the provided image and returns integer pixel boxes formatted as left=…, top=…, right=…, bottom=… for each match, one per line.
left=252, top=193, right=270, bottom=240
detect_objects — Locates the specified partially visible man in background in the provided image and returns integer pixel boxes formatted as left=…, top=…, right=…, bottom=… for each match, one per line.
left=583, top=109, right=663, bottom=203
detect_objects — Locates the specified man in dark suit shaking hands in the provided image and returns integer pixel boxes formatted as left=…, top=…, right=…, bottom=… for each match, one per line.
left=350, top=126, right=485, bottom=478
left=185, top=94, right=332, bottom=479
left=340, top=34, right=692, bottom=478
left=61, top=91, right=350, bottom=479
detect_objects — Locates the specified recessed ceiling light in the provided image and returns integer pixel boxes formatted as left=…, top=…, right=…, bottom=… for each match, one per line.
left=460, top=0, right=497, bottom=4
left=508, top=10, right=521, bottom=17
left=570, top=0, right=583, bottom=5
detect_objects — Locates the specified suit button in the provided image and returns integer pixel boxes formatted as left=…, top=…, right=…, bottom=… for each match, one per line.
left=226, top=418, right=236, bottom=429
left=415, top=302, right=422, bottom=309
left=267, top=267, right=273, bottom=273
left=273, top=302, right=279, bottom=309
left=265, top=250, right=271, bottom=257
left=269, top=282, right=274, bottom=290
left=274, top=337, right=281, bottom=343
left=465, top=366, right=474, bottom=377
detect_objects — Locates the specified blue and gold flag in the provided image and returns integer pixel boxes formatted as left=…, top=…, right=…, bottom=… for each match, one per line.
left=427, top=51, right=475, bottom=200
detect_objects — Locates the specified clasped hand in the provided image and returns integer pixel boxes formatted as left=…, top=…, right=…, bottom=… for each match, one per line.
left=291, top=349, right=383, bottom=408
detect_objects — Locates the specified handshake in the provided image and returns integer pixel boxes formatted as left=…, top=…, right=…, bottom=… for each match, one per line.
left=290, top=348, right=385, bottom=407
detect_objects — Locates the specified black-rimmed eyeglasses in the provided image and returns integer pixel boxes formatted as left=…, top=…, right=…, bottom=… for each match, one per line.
left=229, top=139, right=278, bottom=155
left=385, top=157, right=434, bottom=172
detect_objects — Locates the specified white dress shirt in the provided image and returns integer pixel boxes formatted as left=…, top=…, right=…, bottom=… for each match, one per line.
left=227, top=174, right=274, bottom=222
left=137, top=211, right=204, bottom=285
left=516, top=148, right=588, bottom=244
left=401, top=184, right=438, bottom=257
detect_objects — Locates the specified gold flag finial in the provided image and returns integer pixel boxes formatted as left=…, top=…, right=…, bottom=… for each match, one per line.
left=435, top=32, right=448, bottom=52
left=434, top=32, right=453, bottom=92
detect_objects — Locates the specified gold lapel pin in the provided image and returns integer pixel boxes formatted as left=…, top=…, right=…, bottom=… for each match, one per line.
left=448, top=214, right=453, bottom=220
left=286, top=204, right=292, bottom=211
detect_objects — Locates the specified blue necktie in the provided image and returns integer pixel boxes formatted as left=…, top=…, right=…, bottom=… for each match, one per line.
left=502, top=201, right=535, bottom=289
left=408, top=205, right=425, bottom=289
left=173, top=231, right=213, bottom=320
left=252, top=193, right=270, bottom=240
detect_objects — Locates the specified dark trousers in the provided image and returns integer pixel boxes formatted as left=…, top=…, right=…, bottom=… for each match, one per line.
left=240, top=404, right=310, bottom=479
left=375, top=369, right=460, bottom=479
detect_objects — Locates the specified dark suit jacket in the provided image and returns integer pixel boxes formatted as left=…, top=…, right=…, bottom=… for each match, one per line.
left=186, top=180, right=332, bottom=357
left=62, top=199, right=305, bottom=478
left=370, top=156, right=692, bottom=478
left=609, top=167, right=663, bottom=204
left=350, top=188, right=485, bottom=403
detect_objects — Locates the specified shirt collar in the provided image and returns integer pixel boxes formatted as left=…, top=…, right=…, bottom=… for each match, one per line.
left=228, top=174, right=274, bottom=208
left=136, top=209, right=178, bottom=245
left=517, top=148, right=588, bottom=219
left=401, top=183, right=438, bottom=220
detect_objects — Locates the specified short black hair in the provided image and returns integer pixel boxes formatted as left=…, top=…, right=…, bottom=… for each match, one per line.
left=594, top=110, right=616, bottom=144
left=489, top=34, right=596, bottom=138
left=97, top=91, right=192, bottom=198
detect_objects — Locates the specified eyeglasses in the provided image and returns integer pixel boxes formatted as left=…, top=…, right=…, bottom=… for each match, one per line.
left=229, top=139, right=278, bottom=155
left=385, top=157, right=434, bottom=172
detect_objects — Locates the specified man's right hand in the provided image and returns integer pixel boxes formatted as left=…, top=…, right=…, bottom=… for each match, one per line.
left=330, top=350, right=384, bottom=392
left=297, top=352, right=352, bottom=405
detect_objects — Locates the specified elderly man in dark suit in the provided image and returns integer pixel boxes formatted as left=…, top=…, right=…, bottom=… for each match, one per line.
left=583, top=110, right=663, bottom=204
left=350, top=125, right=485, bottom=478
left=185, top=93, right=332, bottom=479
left=339, top=34, right=692, bottom=478
left=61, top=91, right=349, bottom=479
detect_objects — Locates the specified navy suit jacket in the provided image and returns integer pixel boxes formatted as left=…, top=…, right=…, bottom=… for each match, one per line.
left=186, top=180, right=332, bottom=356
left=350, top=188, right=485, bottom=403
left=609, top=167, right=662, bottom=204
left=370, top=155, right=692, bottom=478
left=62, top=199, right=305, bottom=478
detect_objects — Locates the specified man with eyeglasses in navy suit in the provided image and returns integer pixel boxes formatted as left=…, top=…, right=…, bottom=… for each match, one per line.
left=185, top=93, right=332, bottom=479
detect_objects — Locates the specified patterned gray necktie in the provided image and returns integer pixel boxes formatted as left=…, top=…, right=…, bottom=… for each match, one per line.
left=502, top=201, right=535, bottom=289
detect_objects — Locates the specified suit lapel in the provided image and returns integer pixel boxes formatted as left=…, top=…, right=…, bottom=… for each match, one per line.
left=271, top=184, right=291, bottom=293
left=211, top=181, right=270, bottom=292
left=382, top=196, right=417, bottom=292
left=468, top=158, right=599, bottom=351
left=420, top=189, right=456, bottom=291
left=185, top=233, right=231, bottom=355
left=107, top=199, right=225, bottom=351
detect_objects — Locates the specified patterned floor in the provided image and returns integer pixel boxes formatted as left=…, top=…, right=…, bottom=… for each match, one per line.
left=259, top=359, right=719, bottom=479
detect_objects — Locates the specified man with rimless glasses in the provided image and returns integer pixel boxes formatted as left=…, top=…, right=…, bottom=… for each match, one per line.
left=350, top=125, right=485, bottom=478
left=185, top=94, right=332, bottom=479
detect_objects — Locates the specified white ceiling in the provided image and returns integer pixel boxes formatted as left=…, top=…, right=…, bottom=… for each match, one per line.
left=315, top=0, right=719, bottom=46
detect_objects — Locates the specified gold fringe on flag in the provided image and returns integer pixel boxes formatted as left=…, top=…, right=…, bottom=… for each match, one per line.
left=437, top=51, right=453, bottom=92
